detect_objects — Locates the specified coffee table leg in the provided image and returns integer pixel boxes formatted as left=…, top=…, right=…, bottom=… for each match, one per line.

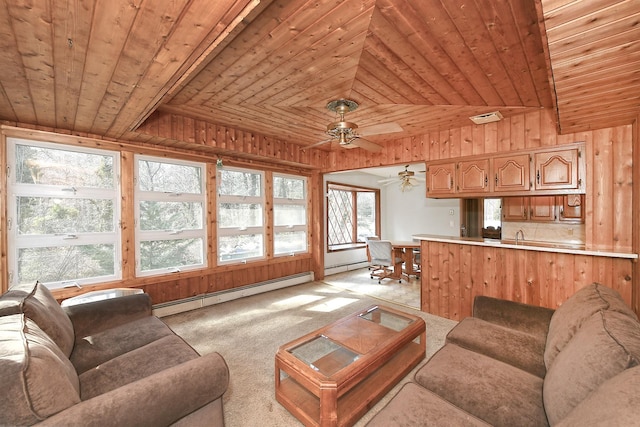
left=319, top=383, right=338, bottom=427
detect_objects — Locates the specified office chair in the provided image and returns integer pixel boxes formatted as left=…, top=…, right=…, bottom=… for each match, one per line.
left=367, top=240, right=404, bottom=284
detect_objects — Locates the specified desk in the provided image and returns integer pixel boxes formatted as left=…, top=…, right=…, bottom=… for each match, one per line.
left=391, top=241, right=420, bottom=278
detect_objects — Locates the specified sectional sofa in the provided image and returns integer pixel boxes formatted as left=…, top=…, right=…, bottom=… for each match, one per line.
left=0, top=282, right=229, bottom=426
left=368, top=283, right=640, bottom=426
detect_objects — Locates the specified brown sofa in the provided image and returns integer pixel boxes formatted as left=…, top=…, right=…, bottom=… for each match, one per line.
left=0, top=282, right=229, bottom=426
left=367, top=283, right=640, bottom=426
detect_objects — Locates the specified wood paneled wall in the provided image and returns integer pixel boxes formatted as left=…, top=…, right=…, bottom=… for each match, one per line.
left=136, top=111, right=327, bottom=169
left=326, top=109, right=634, bottom=253
left=325, top=108, right=637, bottom=317
left=420, top=241, right=634, bottom=320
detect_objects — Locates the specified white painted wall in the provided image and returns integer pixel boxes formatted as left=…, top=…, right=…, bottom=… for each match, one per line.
left=323, top=170, right=460, bottom=270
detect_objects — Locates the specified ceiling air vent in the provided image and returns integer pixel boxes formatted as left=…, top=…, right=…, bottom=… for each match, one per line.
left=469, top=111, right=503, bottom=125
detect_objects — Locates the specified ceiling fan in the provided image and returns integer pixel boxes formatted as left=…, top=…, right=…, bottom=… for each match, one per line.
left=378, top=164, right=426, bottom=192
left=306, top=99, right=402, bottom=152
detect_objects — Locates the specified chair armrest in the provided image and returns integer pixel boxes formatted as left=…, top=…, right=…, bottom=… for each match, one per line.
left=38, top=352, right=229, bottom=427
left=63, top=293, right=152, bottom=338
left=473, top=295, right=554, bottom=340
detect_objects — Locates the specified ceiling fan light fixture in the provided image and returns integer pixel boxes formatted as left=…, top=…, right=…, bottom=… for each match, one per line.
left=469, top=111, right=503, bottom=125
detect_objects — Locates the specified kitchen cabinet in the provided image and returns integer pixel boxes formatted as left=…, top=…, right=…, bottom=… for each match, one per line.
left=493, top=154, right=531, bottom=192
left=503, top=195, right=584, bottom=223
left=426, top=162, right=456, bottom=196
left=502, top=197, right=529, bottom=220
left=534, top=148, right=581, bottom=190
left=503, top=196, right=555, bottom=221
left=457, top=159, right=490, bottom=193
left=425, top=142, right=584, bottom=198
left=559, top=194, right=584, bottom=222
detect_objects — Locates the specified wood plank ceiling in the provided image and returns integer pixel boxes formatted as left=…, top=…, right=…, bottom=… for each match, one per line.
left=0, top=0, right=637, bottom=152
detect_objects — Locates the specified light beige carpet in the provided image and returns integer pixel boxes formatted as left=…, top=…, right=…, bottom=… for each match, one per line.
left=162, top=281, right=457, bottom=426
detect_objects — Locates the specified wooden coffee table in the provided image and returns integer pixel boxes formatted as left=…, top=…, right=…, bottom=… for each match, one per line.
left=275, top=305, right=426, bottom=427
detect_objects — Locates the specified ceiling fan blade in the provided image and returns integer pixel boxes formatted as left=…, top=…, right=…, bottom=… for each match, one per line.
left=358, top=122, right=403, bottom=136
left=304, top=137, right=334, bottom=149
left=349, top=137, right=383, bottom=152
left=377, top=177, right=397, bottom=183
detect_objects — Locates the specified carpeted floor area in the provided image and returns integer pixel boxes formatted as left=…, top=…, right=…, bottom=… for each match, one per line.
left=323, top=267, right=421, bottom=310
left=163, top=281, right=456, bottom=426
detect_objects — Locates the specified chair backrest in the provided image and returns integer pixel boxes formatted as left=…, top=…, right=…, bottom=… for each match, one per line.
left=367, top=240, right=394, bottom=266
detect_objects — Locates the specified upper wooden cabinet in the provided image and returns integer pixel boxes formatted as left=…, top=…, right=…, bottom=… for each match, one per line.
left=534, top=148, right=581, bottom=190
left=425, top=142, right=585, bottom=198
left=426, top=162, right=456, bottom=195
left=493, top=154, right=531, bottom=192
left=457, top=159, right=490, bottom=193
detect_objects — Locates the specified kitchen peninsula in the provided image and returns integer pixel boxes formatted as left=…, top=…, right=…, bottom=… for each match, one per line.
left=412, top=234, right=637, bottom=321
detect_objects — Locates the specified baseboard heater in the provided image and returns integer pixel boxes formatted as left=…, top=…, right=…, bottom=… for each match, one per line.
left=324, top=261, right=370, bottom=276
left=152, top=272, right=314, bottom=317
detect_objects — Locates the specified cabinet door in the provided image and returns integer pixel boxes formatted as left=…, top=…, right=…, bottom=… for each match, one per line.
left=529, top=196, right=556, bottom=221
left=457, top=159, right=490, bottom=193
left=493, top=154, right=530, bottom=192
left=559, top=194, right=584, bottom=222
left=426, top=163, right=456, bottom=196
left=534, top=148, right=580, bottom=190
left=502, top=197, right=528, bottom=221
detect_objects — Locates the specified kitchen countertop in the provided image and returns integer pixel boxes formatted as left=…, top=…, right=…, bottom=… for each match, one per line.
left=412, top=234, right=638, bottom=260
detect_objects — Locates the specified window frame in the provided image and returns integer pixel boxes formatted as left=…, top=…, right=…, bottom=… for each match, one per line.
left=217, top=166, right=266, bottom=265
left=273, top=172, right=309, bottom=256
left=326, top=181, right=380, bottom=252
left=6, top=138, right=122, bottom=289
left=134, top=154, right=208, bottom=277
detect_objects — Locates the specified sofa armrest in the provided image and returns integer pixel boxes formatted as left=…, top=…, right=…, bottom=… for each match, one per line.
left=473, top=295, right=554, bottom=340
left=38, top=352, right=229, bottom=427
left=63, top=293, right=152, bottom=338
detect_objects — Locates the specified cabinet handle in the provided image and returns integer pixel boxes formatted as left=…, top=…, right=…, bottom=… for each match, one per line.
left=495, top=174, right=498, bottom=186
left=560, top=207, right=564, bottom=217
left=484, top=174, right=488, bottom=186
left=536, top=170, right=540, bottom=184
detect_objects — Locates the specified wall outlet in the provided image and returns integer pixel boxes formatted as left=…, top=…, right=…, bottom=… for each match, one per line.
left=449, top=209, right=454, bottom=215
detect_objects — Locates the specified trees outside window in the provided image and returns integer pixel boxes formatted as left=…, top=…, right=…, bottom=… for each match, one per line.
left=273, top=174, right=308, bottom=255
left=217, top=167, right=265, bottom=263
left=7, top=138, right=121, bottom=289
left=327, top=182, right=379, bottom=250
left=135, top=156, right=207, bottom=275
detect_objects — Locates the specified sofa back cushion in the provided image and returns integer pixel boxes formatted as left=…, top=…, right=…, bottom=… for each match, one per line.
left=543, top=310, right=640, bottom=425
left=0, top=314, right=80, bottom=426
left=544, top=283, right=636, bottom=368
left=0, top=281, right=74, bottom=357
left=556, top=365, right=640, bottom=427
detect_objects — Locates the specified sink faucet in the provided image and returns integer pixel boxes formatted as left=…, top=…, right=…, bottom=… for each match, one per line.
left=515, top=230, right=525, bottom=245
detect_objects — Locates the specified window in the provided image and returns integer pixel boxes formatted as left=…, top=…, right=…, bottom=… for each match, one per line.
left=273, top=174, right=308, bottom=255
left=135, top=156, right=207, bottom=276
left=483, top=198, right=502, bottom=228
left=7, top=138, right=121, bottom=289
left=217, top=167, right=265, bottom=263
left=327, top=182, right=379, bottom=250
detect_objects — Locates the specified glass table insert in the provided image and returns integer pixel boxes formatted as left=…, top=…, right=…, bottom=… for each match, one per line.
left=289, top=335, right=360, bottom=377
left=358, top=305, right=414, bottom=332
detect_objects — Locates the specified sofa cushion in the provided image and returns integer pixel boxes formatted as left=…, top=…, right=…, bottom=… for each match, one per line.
left=0, top=314, right=80, bottom=426
left=0, top=281, right=75, bottom=357
left=545, top=283, right=636, bottom=368
left=70, top=315, right=175, bottom=374
left=366, top=382, right=491, bottom=427
left=543, top=310, right=640, bottom=425
left=414, top=343, right=548, bottom=427
left=446, top=317, right=547, bottom=377
left=78, top=334, right=200, bottom=400
left=556, top=365, right=640, bottom=427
